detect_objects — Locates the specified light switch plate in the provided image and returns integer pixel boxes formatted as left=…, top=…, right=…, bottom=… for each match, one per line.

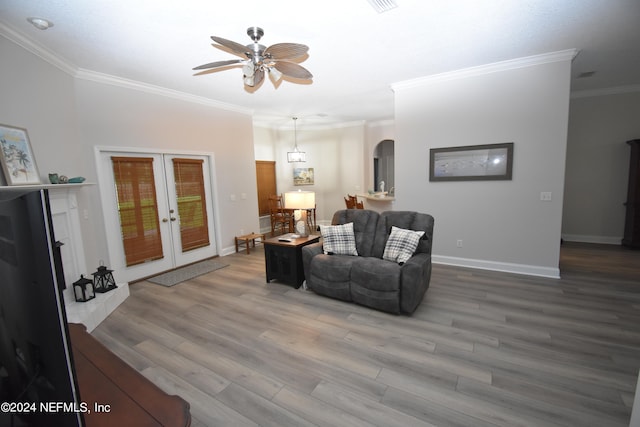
left=540, top=192, right=552, bottom=201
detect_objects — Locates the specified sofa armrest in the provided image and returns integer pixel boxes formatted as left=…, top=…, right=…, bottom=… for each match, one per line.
left=399, top=252, right=432, bottom=314
left=302, top=242, right=324, bottom=281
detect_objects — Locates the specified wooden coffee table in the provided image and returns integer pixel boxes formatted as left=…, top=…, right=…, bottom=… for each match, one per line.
left=263, top=234, right=320, bottom=288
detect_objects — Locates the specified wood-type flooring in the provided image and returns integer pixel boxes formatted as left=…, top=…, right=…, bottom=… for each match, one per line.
left=92, top=242, right=640, bottom=426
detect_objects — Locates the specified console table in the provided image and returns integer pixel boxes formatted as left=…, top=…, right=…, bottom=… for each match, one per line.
left=69, top=323, right=191, bottom=426
left=263, top=234, right=320, bottom=288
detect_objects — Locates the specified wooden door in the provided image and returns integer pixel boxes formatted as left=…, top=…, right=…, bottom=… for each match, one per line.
left=256, top=161, right=277, bottom=216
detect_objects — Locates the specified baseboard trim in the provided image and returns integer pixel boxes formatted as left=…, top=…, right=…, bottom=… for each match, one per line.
left=432, top=255, right=560, bottom=279
left=562, top=234, right=622, bottom=245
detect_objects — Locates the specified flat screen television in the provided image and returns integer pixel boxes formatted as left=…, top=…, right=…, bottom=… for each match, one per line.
left=0, top=188, right=83, bottom=427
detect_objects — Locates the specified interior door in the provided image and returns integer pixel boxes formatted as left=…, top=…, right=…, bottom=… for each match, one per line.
left=98, top=150, right=217, bottom=283
left=256, top=160, right=277, bottom=216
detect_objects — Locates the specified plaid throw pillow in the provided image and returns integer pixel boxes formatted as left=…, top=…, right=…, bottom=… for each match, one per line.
left=383, top=226, right=425, bottom=264
left=320, top=222, right=358, bottom=256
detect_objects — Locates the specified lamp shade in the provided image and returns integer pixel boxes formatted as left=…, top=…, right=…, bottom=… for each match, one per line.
left=284, top=191, right=315, bottom=209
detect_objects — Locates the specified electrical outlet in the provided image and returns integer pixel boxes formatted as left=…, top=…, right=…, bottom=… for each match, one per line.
left=456, top=239, right=463, bottom=248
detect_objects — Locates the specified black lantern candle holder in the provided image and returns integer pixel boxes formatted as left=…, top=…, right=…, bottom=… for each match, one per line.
left=73, top=275, right=95, bottom=302
left=92, top=265, right=117, bottom=293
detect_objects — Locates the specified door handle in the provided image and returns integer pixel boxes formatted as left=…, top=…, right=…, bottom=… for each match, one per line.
left=170, top=217, right=177, bottom=221
left=162, top=218, right=169, bottom=223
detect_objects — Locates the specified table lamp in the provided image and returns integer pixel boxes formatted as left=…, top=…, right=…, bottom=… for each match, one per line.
left=284, top=190, right=315, bottom=237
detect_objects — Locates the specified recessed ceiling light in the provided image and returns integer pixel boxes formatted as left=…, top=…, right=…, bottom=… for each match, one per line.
left=27, top=17, right=54, bottom=30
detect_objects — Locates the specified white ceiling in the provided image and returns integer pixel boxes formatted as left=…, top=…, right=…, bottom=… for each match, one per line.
left=1, top=0, right=639, bottom=128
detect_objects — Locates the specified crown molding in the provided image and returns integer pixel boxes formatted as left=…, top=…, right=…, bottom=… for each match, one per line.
left=571, top=84, right=640, bottom=99
left=367, top=119, right=395, bottom=128
left=74, top=69, right=253, bottom=115
left=1, top=21, right=252, bottom=116
left=391, top=49, right=579, bottom=91
left=0, top=21, right=77, bottom=76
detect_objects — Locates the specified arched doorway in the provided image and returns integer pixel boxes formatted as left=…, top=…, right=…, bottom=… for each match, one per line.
left=373, top=139, right=394, bottom=193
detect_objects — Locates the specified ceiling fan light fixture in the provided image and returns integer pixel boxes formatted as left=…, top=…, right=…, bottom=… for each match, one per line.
left=194, top=27, right=312, bottom=90
left=242, top=62, right=255, bottom=77
left=269, top=66, right=283, bottom=82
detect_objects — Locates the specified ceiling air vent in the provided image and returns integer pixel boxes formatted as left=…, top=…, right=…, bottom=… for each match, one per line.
left=367, top=0, right=398, bottom=13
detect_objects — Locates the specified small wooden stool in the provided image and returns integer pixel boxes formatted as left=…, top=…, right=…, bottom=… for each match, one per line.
left=235, top=232, right=265, bottom=254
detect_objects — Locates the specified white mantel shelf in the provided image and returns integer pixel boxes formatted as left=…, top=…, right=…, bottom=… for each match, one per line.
left=1, top=182, right=95, bottom=190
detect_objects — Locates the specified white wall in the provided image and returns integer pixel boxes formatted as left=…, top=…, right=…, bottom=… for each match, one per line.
left=1, top=34, right=260, bottom=273
left=393, top=52, right=574, bottom=277
left=562, top=91, right=640, bottom=244
left=254, top=122, right=366, bottom=224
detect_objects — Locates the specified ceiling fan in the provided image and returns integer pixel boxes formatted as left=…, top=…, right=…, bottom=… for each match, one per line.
left=193, top=26, right=313, bottom=88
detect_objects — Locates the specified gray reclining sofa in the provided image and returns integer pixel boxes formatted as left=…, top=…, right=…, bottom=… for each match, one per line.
left=302, top=209, right=434, bottom=314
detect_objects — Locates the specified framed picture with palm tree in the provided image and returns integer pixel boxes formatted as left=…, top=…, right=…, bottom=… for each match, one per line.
left=0, top=124, right=40, bottom=185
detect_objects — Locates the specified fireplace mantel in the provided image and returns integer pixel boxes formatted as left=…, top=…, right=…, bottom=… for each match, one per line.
left=38, top=183, right=129, bottom=331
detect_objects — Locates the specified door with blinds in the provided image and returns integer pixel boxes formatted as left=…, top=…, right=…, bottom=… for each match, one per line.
left=99, top=151, right=217, bottom=283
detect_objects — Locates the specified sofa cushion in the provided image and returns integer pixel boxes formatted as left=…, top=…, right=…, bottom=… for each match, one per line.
left=331, top=210, right=381, bottom=257
left=351, top=257, right=401, bottom=313
left=320, top=222, right=358, bottom=256
left=382, top=226, right=425, bottom=264
left=380, top=211, right=434, bottom=256
left=307, top=254, right=357, bottom=301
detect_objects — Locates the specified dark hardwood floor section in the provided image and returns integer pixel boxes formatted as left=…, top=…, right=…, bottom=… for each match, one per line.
left=92, top=242, right=640, bottom=426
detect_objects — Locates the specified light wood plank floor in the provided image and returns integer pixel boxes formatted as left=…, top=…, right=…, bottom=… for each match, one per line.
left=92, top=242, right=640, bottom=426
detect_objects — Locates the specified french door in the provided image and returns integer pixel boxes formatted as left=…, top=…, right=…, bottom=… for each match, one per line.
left=98, top=150, right=217, bottom=283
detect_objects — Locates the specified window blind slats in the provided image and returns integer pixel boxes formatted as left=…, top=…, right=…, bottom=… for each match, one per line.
left=111, top=157, right=164, bottom=266
left=172, top=158, right=210, bottom=252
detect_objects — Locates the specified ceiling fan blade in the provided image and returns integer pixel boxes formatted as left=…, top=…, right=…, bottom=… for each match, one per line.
left=264, top=43, right=309, bottom=60
left=211, top=36, right=250, bottom=57
left=273, top=61, right=313, bottom=80
left=193, top=59, right=243, bottom=71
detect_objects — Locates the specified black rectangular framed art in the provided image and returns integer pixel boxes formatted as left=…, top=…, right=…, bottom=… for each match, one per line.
left=429, top=142, right=514, bottom=182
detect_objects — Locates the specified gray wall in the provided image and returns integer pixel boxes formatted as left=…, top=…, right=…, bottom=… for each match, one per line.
left=563, top=91, right=640, bottom=244
left=392, top=53, right=574, bottom=277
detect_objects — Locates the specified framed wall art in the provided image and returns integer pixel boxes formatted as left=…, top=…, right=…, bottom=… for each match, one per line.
left=430, top=142, right=513, bottom=182
left=0, top=124, right=41, bottom=185
left=293, top=167, right=314, bottom=186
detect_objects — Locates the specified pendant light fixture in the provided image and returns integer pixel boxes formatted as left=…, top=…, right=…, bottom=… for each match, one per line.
left=287, top=117, right=306, bottom=163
